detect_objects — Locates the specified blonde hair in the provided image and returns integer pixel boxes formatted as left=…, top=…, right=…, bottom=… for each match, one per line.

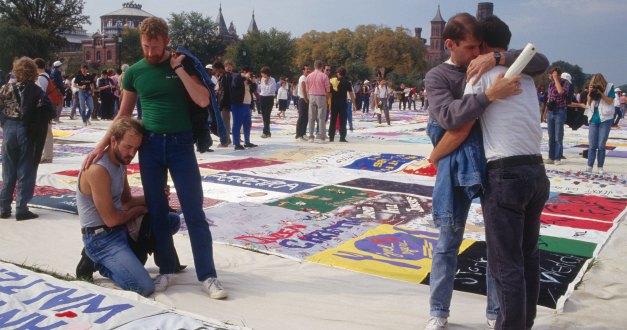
left=139, top=17, right=169, bottom=40
left=588, top=73, right=608, bottom=91
left=12, top=57, right=38, bottom=82
left=111, top=117, right=144, bottom=142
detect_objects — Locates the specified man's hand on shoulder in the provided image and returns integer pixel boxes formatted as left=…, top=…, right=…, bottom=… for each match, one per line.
left=467, top=52, right=499, bottom=85
left=82, top=145, right=107, bottom=170
left=485, top=72, right=522, bottom=103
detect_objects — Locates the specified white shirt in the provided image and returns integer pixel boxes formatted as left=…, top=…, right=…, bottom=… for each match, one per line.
left=277, top=86, right=288, bottom=100
left=258, top=76, right=277, bottom=96
left=375, top=85, right=388, bottom=98
left=36, top=73, right=49, bottom=92
left=464, top=66, right=541, bottom=161
left=297, top=74, right=306, bottom=98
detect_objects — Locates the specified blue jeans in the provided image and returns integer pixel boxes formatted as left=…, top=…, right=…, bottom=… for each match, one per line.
left=546, top=109, right=566, bottom=160
left=139, top=130, right=217, bottom=280
left=483, top=164, right=549, bottom=329
left=429, top=195, right=499, bottom=321
left=0, top=120, right=37, bottom=215
left=83, top=227, right=154, bottom=296
left=231, top=103, right=252, bottom=146
left=587, top=119, right=612, bottom=168
left=78, top=90, right=94, bottom=123
left=347, top=100, right=353, bottom=130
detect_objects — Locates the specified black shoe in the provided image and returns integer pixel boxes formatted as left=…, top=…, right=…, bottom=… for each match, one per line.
left=234, top=145, right=245, bottom=150
left=244, top=143, right=258, bottom=148
left=0, top=211, right=10, bottom=219
left=76, top=249, right=95, bottom=282
left=329, top=137, right=334, bottom=142
left=16, top=211, right=38, bottom=221
left=339, top=138, right=348, bottom=142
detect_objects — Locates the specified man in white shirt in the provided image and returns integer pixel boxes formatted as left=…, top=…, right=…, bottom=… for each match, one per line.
left=431, top=15, right=549, bottom=329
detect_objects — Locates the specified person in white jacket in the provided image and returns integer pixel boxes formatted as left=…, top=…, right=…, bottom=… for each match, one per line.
left=584, top=73, right=615, bottom=175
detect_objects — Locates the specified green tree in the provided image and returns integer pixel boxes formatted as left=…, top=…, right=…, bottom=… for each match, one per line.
left=0, top=0, right=89, bottom=35
left=549, top=60, right=589, bottom=90
left=120, top=27, right=142, bottom=65
left=0, top=21, right=51, bottom=71
left=168, top=11, right=228, bottom=64
left=225, top=28, right=294, bottom=78
left=366, top=27, right=426, bottom=80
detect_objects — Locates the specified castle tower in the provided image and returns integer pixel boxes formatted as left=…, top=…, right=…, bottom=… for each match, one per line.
left=476, top=2, right=494, bottom=21
left=428, top=4, right=446, bottom=63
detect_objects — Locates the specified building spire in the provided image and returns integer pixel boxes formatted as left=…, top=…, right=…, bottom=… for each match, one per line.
left=247, top=9, right=259, bottom=34
left=432, top=4, right=445, bottom=22
left=217, top=1, right=228, bottom=35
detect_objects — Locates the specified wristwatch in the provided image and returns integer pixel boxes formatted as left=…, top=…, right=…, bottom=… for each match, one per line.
left=493, top=51, right=501, bottom=65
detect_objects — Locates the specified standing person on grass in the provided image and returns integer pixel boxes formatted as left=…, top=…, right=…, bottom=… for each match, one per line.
left=83, top=17, right=227, bottom=299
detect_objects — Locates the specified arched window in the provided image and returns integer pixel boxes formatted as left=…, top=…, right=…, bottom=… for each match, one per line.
left=96, top=51, right=101, bottom=61
left=85, top=51, right=91, bottom=61
left=107, top=50, right=112, bottom=61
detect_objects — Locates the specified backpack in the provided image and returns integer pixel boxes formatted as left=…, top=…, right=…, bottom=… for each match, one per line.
left=40, top=74, right=63, bottom=107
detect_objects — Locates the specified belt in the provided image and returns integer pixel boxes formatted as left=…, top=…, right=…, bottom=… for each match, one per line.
left=81, top=225, right=116, bottom=235
left=487, top=154, right=543, bottom=170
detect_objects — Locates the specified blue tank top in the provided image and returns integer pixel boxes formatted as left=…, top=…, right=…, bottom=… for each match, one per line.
left=77, top=155, right=126, bottom=228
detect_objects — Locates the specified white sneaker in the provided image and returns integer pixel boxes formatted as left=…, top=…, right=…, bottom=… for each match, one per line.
left=599, top=168, right=605, bottom=175
left=487, top=319, right=496, bottom=329
left=585, top=166, right=593, bottom=172
left=425, top=316, right=448, bottom=330
left=153, top=274, right=174, bottom=292
left=202, top=277, right=228, bottom=299
left=544, top=159, right=554, bottom=164
left=554, top=160, right=561, bottom=165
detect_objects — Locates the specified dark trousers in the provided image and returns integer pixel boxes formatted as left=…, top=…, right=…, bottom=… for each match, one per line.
left=329, top=100, right=347, bottom=139
left=100, top=93, right=115, bottom=119
left=296, top=98, right=309, bottom=138
left=361, top=96, right=370, bottom=113
left=482, top=163, right=549, bottom=330
left=260, top=95, right=274, bottom=136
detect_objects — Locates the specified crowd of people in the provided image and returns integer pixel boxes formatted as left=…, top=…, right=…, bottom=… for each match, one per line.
left=0, top=11, right=625, bottom=330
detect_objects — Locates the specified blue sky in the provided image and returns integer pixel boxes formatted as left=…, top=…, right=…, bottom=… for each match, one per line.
left=84, top=0, right=627, bottom=86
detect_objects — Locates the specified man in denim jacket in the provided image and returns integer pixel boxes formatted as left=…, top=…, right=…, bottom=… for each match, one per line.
left=424, top=13, right=549, bottom=330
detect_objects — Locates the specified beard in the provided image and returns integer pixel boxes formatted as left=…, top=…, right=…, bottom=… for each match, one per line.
left=145, top=50, right=166, bottom=65
left=113, top=146, right=133, bottom=165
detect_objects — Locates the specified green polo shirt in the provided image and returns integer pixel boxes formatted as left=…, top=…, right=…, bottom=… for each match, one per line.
left=123, top=58, right=194, bottom=133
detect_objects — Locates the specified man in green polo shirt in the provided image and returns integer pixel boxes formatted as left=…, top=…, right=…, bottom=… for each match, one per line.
left=85, top=17, right=227, bottom=299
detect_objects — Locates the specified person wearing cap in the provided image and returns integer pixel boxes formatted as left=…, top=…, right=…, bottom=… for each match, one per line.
left=360, top=79, right=371, bottom=114
left=612, top=87, right=624, bottom=127
left=205, top=64, right=217, bottom=86
left=51, top=61, right=64, bottom=122
left=545, top=67, right=570, bottom=165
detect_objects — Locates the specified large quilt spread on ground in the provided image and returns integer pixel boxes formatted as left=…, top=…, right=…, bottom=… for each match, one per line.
left=1, top=109, right=626, bottom=326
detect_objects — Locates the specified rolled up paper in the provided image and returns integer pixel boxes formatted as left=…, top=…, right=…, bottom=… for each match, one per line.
left=504, top=43, right=537, bottom=78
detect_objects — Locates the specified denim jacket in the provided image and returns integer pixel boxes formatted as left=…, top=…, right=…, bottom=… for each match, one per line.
left=176, top=47, right=229, bottom=149
left=427, top=116, right=485, bottom=229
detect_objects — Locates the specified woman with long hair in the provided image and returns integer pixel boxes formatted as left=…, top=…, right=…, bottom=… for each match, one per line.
left=584, top=73, right=616, bottom=175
